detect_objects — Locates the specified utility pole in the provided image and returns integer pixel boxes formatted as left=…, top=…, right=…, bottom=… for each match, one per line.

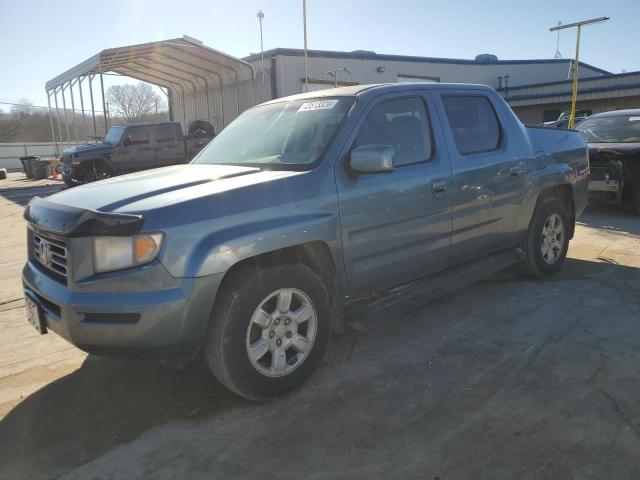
left=550, top=16, right=609, bottom=128
left=257, top=10, right=265, bottom=84
left=303, top=0, right=309, bottom=92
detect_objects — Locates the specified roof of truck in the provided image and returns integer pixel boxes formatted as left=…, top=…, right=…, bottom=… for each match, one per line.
left=263, top=82, right=495, bottom=105
left=588, top=109, right=640, bottom=118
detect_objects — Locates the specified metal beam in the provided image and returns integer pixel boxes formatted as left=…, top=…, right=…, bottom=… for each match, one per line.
left=88, top=75, right=98, bottom=138
left=99, top=65, right=108, bottom=134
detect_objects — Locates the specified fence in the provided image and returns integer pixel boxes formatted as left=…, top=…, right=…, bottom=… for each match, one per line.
left=0, top=142, right=77, bottom=171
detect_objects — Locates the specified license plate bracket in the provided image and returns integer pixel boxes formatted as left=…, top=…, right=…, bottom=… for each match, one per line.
left=25, top=297, right=47, bottom=334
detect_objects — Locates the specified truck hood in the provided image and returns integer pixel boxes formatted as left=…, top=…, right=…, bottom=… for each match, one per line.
left=51, top=164, right=300, bottom=211
left=63, top=143, right=116, bottom=157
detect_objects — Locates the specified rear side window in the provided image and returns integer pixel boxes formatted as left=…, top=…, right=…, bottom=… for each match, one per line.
left=442, top=95, right=501, bottom=155
left=126, top=128, right=149, bottom=146
left=354, top=97, right=432, bottom=166
left=154, top=125, right=175, bottom=143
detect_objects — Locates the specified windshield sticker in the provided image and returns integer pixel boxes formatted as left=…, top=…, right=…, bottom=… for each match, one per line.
left=298, top=99, right=339, bottom=112
left=628, top=116, right=640, bottom=122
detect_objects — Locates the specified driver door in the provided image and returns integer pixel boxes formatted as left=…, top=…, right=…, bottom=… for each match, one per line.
left=335, top=93, right=453, bottom=296
left=118, top=127, right=155, bottom=171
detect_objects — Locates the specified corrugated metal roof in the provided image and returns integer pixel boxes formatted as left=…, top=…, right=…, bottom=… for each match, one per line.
left=45, top=36, right=255, bottom=92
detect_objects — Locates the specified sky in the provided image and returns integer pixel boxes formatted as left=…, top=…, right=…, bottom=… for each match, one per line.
left=0, top=0, right=638, bottom=112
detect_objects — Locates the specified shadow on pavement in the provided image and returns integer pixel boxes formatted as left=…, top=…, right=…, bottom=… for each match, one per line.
left=0, top=355, right=245, bottom=479
left=578, top=205, right=640, bottom=236
left=0, top=184, right=63, bottom=207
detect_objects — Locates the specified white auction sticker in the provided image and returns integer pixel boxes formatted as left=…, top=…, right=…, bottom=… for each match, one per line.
left=298, top=99, right=339, bottom=112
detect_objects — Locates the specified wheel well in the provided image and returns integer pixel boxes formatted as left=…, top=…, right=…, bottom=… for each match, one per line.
left=538, top=184, right=575, bottom=238
left=222, top=242, right=336, bottom=291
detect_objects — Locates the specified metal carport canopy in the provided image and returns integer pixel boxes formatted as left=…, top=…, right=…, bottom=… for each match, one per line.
left=45, top=36, right=255, bottom=143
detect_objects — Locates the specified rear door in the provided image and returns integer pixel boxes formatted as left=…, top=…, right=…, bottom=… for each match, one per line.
left=436, top=92, right=525, bottom=264
left=152, top=124, right=184, bottom=166
left=120, top=127, right=155, bottom=170
left=336, top=93, right=453, bottom=296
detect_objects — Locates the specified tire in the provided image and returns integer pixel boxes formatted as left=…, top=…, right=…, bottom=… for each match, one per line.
left=188, top=120, right=216, bottom=138
left=203, top=263, right=332, bottom=400
left=519, top=197, right=570, bottom=278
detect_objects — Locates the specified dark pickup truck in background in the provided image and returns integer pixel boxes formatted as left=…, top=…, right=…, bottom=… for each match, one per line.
left=60, top=120, right=215, bottom=186
left=576, top=109, right=640, bottom=214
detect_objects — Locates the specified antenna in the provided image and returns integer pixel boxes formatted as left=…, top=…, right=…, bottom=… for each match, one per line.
left=554, top=21, right=562, bottom=59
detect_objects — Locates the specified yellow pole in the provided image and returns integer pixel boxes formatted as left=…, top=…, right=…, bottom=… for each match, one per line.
left=569, top=25, right=581, bottom=128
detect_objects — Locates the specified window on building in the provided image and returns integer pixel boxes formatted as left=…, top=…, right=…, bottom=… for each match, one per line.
left=354, top=97, right=432, bottom=166
left=441, top=95, right=501, bottom=155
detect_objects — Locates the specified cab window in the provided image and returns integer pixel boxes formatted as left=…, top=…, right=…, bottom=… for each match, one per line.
left=442, top=95, right=501, bottom=155
left=154, top=125, right=175, bottom=143
left=354, top=97, right=432, bottom=166
left=125, top=128, right=150, bottom=146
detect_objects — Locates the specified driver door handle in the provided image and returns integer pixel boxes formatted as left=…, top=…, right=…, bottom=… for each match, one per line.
left=431, top=178, right=448, bottom=197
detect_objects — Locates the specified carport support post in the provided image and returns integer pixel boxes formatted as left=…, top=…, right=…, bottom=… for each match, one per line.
left=88, top=75, right=98, bottom=138
left=69, top=80, right=78, bottom=143
left=53, top=88, right=63, bottom=145
left=61, top=83, right=71, bottom=142
left=78, top=77, right=86, bottom=140
left=99, top=67, right=108, bottom=135
left=46, top=91, right=58, bottom=155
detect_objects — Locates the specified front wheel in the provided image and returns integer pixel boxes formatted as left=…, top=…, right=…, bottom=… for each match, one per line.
left=203, top=264, right=332, bottom=400
left=519, top=197, right=570, bottom=278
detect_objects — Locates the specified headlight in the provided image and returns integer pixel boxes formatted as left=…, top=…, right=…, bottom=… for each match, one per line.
left=93, top=233, right=164, bottom=273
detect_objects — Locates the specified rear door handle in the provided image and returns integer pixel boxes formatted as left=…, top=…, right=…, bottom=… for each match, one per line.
left=431, top=178, right=448, bottom=197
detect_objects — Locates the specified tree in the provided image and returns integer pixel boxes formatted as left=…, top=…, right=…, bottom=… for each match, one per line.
left=106, top=83, right=165, bottom=123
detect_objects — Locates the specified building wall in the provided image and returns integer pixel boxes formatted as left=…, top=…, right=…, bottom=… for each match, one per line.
left=269, top=54, right=604, bottom=97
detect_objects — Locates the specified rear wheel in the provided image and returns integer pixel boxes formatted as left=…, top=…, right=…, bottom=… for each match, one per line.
left=519, top=197, right=570, bottom=278
left=203, top=263, right=331, bottom=400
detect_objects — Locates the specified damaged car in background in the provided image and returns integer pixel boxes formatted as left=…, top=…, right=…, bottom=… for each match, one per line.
left=576, top=109, right=640, bottom=214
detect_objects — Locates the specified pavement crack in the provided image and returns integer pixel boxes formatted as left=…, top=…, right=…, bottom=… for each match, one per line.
left=603, top=391, right=640, bottom=441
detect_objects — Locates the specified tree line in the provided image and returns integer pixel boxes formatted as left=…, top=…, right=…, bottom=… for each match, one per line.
left=1, top=83, right=168, bottom=143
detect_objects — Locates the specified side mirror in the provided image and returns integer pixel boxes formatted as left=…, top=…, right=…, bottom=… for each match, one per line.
left=349, top=145, right=394, bottom=173
left=123, top=136, right=132, bottom=147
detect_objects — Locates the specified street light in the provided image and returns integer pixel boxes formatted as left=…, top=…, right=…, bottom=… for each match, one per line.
left=322, top=67, right=351, bottom=87
left=550, top=16, right=609, bottom=128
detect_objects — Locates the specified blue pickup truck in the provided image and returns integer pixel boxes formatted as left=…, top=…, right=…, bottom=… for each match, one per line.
left=23, top=83, right=589, bottom=400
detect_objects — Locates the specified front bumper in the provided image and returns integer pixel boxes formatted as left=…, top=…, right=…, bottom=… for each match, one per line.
left=22, top=260, right=224, bottom=360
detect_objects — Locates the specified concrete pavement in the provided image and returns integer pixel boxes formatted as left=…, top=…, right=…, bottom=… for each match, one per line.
left=0, top=175, right=639, bottom=479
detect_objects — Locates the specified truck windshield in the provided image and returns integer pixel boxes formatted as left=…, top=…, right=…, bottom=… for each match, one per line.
left=105, top=126, right=125, bottom=144
left=192, top=97, right=354, bottom=168
left=576, top=115, right=640, bottom=143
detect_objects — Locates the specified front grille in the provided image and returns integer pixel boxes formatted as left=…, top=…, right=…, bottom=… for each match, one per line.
left=33, top=230, right=68, bottom=279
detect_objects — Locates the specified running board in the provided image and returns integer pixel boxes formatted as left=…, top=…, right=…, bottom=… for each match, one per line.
left=346, top=248, right=524, bottom=332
